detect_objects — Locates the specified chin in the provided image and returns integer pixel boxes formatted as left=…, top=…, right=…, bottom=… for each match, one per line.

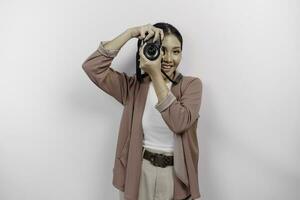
left=162, top=71, right=175, bottom=80
left=162, top=67, right=176, bottom=76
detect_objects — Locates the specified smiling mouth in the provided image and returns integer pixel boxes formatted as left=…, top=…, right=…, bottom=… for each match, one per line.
left=162, top=64, right=173, bottom=69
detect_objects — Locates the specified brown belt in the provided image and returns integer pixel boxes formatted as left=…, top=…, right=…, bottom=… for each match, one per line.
left=143, top=149, right=174, bottom=168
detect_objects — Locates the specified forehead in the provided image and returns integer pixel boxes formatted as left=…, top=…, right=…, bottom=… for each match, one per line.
left=161, top=34, right=181, bottom=49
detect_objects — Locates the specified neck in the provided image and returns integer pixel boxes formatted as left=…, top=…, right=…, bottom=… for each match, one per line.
left=164, top=71, right=176, bottom=83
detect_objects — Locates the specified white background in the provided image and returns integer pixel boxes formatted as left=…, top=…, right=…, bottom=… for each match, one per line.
left=1, top=0, right=300, bottom=199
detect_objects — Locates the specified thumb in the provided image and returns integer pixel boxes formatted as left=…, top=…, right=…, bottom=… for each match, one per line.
left=159, top=49, right=164, bottom=59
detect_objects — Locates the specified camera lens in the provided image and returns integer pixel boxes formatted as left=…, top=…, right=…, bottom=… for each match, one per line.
left=143, top=37, right=161, bottom=61
left=147, top=46, right=156, bottom=56
left=144, top=44, right=159, bottom=60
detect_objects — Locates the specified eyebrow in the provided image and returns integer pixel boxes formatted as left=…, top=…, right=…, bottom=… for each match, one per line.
left=161, top=46, right=181, bottom=50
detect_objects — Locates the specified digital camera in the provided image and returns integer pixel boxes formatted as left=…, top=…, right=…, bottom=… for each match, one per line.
left=142, top=36, right=162, bottom=61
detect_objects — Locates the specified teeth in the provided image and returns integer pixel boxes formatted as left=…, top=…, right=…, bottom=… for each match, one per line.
left=163, top=65, right=172, bottom=69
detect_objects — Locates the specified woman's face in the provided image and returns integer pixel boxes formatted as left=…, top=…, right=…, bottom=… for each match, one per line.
left=160, top=34, right=182, bottom=82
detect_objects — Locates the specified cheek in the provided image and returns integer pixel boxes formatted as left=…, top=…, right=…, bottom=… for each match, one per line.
left=174, top=56, right=181, bottom=64
left=173, top=60, right=180, bottom=69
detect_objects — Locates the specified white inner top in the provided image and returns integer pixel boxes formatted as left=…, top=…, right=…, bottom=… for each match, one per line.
left=142, top=81, right=175, bottom=153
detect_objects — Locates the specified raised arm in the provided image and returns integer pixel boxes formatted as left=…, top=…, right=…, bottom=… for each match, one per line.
left=82, top=24, right=165, bottom=105
left=82, top=29, right=134, bottom=105
left=156, top=78, right=203, bottom=135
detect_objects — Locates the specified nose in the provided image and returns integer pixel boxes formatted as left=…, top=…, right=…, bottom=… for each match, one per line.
left=163, top=52, right=172, bottom=62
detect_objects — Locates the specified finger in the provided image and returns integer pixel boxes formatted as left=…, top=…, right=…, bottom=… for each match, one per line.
left=140, top=29, right=146, bottom=40
left=144, top=29, right=155, bottom=41
left=139, top=42, right=146, bottom=52
left=139, top=40, right=143, bottom=49
left=160, top=29, right=164, bottom=41
left=159, top=48, right=164, bottom=59
left=153, top=30, right=160, bottom=42
left=139, top=43, right=147, bottom=58
left=139, top=51, right=147, bottom=68
left=141, top=43, right=147, bottom=57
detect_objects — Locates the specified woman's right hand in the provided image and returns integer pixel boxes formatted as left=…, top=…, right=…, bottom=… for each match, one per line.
left=128, top=24, right=164, bottom=42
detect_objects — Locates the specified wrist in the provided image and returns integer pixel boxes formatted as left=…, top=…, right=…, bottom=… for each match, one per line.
left=149, top=70, right=162, bottom=79
left=126, top=28, right=135, bottom=39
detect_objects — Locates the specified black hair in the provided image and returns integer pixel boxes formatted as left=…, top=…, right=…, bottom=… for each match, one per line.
left=135, top=22, right=183, bottom=83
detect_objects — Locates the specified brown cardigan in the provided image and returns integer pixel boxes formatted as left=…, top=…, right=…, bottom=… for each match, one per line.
left=82, top=41, right=203, bottom=200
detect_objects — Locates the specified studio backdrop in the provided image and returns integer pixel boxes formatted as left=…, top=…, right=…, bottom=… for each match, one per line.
left=0, top=0, right=299, bottom=200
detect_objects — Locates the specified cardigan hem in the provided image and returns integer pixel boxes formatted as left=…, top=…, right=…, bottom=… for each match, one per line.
left=112, top=182, right=124, bottom=192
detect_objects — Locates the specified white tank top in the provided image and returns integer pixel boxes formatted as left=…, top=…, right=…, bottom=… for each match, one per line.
left=142, top=81, right=175, bottom=153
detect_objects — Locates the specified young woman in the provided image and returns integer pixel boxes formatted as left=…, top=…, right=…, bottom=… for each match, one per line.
left=82, top=22, right=202, bottom=200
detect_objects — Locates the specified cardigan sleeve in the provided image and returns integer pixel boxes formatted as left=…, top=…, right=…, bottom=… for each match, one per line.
left=82, top=41, right=135, bottom=106
left=155, top=78, right=203, bottom=135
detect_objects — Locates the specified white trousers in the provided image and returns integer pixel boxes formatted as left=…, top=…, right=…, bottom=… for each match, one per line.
left=118, top=147, right=194, bottom=200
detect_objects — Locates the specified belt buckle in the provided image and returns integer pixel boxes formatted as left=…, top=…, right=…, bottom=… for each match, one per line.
left=150, top=153, right=167, bottom=168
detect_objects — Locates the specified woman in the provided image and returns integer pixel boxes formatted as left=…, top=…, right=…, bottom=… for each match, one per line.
left=82, top=22, right=202, bottom=200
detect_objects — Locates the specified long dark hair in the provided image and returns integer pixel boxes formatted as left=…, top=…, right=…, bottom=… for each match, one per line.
left=135, top=22, right=183, bottom=83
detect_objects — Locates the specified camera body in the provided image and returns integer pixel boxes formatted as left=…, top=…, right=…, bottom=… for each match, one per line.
left=141, top=36, right=162, bottom=61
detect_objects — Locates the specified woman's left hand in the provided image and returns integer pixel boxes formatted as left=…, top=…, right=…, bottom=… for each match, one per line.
left=139, top=42, right=163, bottom=77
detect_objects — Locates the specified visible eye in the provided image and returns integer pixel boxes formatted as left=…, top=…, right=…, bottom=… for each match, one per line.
left=174, top=50, right=180, bottom=54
